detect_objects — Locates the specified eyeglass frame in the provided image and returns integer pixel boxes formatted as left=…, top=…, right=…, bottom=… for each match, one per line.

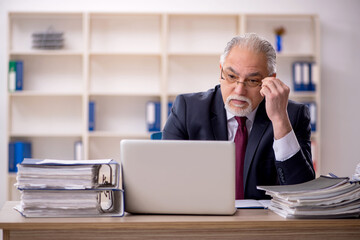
left=220, top=67, right=263, bottom=88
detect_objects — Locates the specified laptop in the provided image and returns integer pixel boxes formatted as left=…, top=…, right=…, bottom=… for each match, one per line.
left=120, top=139, right=236, bottom=215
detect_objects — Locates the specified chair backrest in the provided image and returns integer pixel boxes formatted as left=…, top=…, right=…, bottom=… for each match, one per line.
left=150, top=132, right=162, bottom=140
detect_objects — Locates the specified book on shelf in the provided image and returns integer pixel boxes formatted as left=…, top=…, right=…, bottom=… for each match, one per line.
left=8, top=60, right=23, bottom=92
left=74, top=141, right=83, bottom=160
left=8, top=141, right=32, bottom=173
left=257, top=175, right=360, bottom=219
left=292, top=61, right=317, bottom=92
left=146, top=101, right=161, bottom=132
left=16, top=61, right=23, bottom=91
left=305, top=102, right=317, bottom=132
left=8, top=61, right=16, bottom=92
left=168, top=101, right=173, bottom=116
left=146, top=101, right=174, bottom=132
left=14, top=158, right=124, bottom=217
left=89, top=101, right=95, bottom=131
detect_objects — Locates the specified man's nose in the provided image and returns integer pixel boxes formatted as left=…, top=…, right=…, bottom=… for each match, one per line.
left=233, top=81, right=247, bottom=94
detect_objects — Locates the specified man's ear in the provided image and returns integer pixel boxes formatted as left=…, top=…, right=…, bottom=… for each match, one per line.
left=272, top=73, right=277, bottom=77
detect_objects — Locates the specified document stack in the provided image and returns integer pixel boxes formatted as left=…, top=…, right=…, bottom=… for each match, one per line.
left=257, top=176, right=360, bottom=219
left=352, top=162, right=360, bottom=181
left=14, top=159, right=124, bottom=217
left=32, top=27, right=64, bottom=49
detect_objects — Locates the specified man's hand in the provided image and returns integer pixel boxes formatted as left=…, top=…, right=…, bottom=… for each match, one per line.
left=260, top=77, right=292, bottom=140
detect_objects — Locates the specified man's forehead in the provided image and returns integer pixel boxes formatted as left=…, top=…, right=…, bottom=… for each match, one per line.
left=225, top=47, right=267, bottom=68
left=224, top=65, right=266, bottom=78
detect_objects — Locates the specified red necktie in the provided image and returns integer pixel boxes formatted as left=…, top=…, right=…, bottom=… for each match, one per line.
left=234, top=116, right=248, bottom=199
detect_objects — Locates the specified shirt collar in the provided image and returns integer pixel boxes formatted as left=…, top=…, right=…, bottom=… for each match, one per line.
left=226, top=105, right=259, bottom=124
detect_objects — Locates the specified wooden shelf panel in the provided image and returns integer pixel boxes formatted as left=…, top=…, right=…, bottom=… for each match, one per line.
left=89, top=92, right=161, bottom=97
left=10, top=133, right=82, bottom=137
left=245, top=15, right=315, bottom=55
left=9, top=91, right=83, bottom=97
left=10, top=50, right=83, bottom=56
left=310, top=132, right=318, bottom=140
left=168, top=15, right=238, bottom=53
left=167, top=55, right=220, bottom=95
left=88, top=135, right=150, bottom=162
left=89, top=95, right=161, bottom=134
left=10, top=96, right=83, bottom=134
left=9, top=136, right=82, bottom=160
left=88, top=131, right=151, bottom=138
left=9, top=13, right=84, bottom=52
left=290, top=91, right=317, bottom=99
left=89, top=14, right=161, bottom=53
left=9, top=54, right=83, bottom=92
left=89, top=55, right=161, bottom=94
left=89, top=51, right=161, bottom=56
left=167, top=52, right=222, bottom=56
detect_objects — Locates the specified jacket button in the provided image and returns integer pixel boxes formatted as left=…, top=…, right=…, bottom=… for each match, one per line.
left=277, top=168, right=286, bottom=183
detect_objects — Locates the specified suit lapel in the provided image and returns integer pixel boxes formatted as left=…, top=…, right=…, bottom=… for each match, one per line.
left=210, top=85, right=228, bottom=140
left=243, top=100, right=271, bottom=186
left=209, top=87, right=271, bottom=185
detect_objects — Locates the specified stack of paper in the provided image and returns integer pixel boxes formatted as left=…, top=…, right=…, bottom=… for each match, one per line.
left=16, top=165, right=97, bottom=189
left=257, top=176, right=360, bottom=219
left=353, top=162, right=360, bottom=181
left=235, top=199, right=271, bottom=209
left=14, top=159, right=124, bottom=217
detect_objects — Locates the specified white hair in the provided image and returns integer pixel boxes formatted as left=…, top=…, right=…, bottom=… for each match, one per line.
left=220, top=33, right=277, bottom=75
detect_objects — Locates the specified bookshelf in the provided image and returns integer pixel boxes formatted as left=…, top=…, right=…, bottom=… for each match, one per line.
left=6, top=12, right=321, bottom=200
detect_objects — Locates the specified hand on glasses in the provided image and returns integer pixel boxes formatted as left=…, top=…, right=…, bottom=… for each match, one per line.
left=260, top=77, right=292, bottom=140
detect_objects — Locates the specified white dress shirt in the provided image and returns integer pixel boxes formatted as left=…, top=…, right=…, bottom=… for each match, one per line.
left=226, top=107, right=300, bottom=162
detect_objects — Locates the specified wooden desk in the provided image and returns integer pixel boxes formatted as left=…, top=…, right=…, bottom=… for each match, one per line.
left=0, top=201, right=359, bottom=240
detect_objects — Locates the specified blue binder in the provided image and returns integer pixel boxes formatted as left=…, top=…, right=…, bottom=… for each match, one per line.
left=168, top=101, right=173, bottom=116
left=292, top=61, right=316, bottom=92
left=15, top=61, right=23, bottom=91
left=146, top=101, right=174, bottom=132
left=305, top=102, right=317, bottom=132
left=89, top=101, right=95, bottom=131
left=8, top=141, right=32, bottom=172
left=146, top=101, right=161, bottom=132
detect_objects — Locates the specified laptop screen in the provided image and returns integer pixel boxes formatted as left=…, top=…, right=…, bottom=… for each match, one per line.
left=121, top=139, right=236, bottom=215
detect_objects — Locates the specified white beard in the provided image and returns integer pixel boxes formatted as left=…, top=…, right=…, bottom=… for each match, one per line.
left=225, top=95, right=253, bottom=117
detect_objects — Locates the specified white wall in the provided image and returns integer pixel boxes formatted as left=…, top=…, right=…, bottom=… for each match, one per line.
left=1, top=0, right=360, bottom=208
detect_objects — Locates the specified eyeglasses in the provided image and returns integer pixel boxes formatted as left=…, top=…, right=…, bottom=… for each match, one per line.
left=220, top=67, right=262, bottom=88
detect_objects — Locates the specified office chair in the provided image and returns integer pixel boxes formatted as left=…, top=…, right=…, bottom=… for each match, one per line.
left=150, top=132, right=162, bottom=140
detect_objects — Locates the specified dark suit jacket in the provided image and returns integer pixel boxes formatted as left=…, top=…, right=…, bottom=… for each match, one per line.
left=162, top=85, right=315, bottom=199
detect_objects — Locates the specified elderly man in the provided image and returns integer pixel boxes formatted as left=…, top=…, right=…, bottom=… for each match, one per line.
left=162, top=33, right=315, bottom=199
